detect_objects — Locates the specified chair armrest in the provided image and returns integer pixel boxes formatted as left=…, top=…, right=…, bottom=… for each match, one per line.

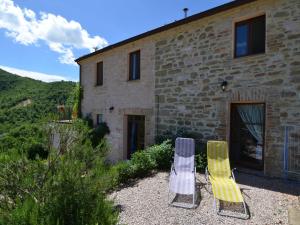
left=192, top=166, right=196, bottom=174
left=205, top=166, right=209, bottom=182
left=231, top=168, right=237, bottom=181
left=170, top=163, right=177, bottom=175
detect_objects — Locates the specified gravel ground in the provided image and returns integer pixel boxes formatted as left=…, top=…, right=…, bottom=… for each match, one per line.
left=110, top=172, right=300, bottom=225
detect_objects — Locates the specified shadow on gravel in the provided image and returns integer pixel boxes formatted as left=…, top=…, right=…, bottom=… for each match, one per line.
left=113, top=172, right=159, bottom=192
left=234, top=170, right=300, bottom=196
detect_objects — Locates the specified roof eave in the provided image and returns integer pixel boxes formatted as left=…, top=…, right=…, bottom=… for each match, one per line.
left=75, top=0, right=257, bottom=63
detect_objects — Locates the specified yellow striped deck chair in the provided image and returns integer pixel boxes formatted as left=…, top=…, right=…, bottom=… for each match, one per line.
left=206, top=140, right=248, bottom=217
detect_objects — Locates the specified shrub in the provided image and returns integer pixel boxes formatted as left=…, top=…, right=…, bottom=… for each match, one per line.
left=155, top=129, right=208, bottom=172
left=146, top=140, right=173, bottom=170
left=0, top=124, right=46, bottom=153
left=93, top=160, right=119, bottom=192
left=1, top=166, right=118, bottom=225
left=130, top=150, right=156, bottom=178
left=3, top=198, right=40, bottom=225
left=26, top=142, right=48, bottom=160
left=0, top=135, right=16, bottom=151
left=40, top=159, right=118, bottom=225
left=112, top=140, right=173, bottom=185
left=0, top=120, right=118, bottom=225
left=89, top=122, right=110, bottom=148
left=195, top=151, right=207, bottom=172
left=113, top=161, right=136, bottom=184
left=83, top=114, right=94, bottom=128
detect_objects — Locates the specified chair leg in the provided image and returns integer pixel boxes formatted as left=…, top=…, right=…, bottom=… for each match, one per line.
left=213, top=198, right=217, bottom=213
left=194, top=181, right=197, bottom=206
left=242, top=201, right=248, bottom=218
left=192, top=193, right=194, bottom=207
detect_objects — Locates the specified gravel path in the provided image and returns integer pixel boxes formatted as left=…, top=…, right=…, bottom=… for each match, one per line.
left=110, top=172, right=300, bottom=225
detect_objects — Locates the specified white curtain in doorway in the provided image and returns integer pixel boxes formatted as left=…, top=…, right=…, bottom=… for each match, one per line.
left=237, top=104, right=264, bottom=145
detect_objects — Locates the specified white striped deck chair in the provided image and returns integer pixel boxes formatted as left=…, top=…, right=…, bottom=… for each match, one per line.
left=169, top=137, right=196, bottom=208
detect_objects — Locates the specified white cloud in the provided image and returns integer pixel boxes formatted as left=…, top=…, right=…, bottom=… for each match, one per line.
left=0, top=65, right=75, bottom=82
left=0, top=0, right=108, bottom=65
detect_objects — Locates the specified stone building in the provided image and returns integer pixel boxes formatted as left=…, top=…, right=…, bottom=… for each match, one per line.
left=76, top=0, right=300, bottom=179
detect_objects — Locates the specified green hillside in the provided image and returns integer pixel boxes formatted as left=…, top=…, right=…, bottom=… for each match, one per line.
left=0, top=68, right=76, bottom=134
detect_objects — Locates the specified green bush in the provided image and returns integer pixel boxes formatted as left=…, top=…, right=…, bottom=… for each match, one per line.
left=93, top=159, right=119, bottom=192
left=83, top=114, right=94, bottom=128
left=89, top=122, right=110, bottom=148
left=146, top=140, right=173, bottom=170
left=26, top=142, right=48, bottom=160
left=0, top=120, right=118, bottom=225
left=0, top=124, right=46, bottom=153
left=112, top=140, right=173, bottom=185
left=39, top=159, right=118, bottom=225
left=130, top=150, right=156, bottom=178
left=4, top=198, right=39, bottom=225
left=113, top=161, right=136, bottom=184
left=195, top=151, right=207, bottom=171
left=155, top=129, right=208, bottom=172
left=1, top=163, right=118, bottom=225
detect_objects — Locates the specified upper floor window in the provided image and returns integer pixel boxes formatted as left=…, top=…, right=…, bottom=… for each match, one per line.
left=235, top=15, right=265, bottom=58
left=129, top=50, right=140, bottom=80
left=96, top=61, right=103, bottom=86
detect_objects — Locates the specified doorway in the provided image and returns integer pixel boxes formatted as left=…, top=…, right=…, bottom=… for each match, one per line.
left=127, top=115, right=145, bottom=159
left=230, top=103, right=265, bottom=170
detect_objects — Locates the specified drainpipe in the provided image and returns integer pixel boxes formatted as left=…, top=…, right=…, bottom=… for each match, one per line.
left=78, top=64, right=82, bottom=118
left=155, top=95, right=160, bottom=141
left=283, top=126, right=289, bottom=179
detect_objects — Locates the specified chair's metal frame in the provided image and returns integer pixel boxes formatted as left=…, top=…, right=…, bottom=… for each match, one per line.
left=168, top=164, right=197, bottom=209
left=205, top=167, right=248, bottom=219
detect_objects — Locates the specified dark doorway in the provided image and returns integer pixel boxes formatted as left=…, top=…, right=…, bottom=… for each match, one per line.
left=230, top=103, right=265, bottom=170
left=127, top=115, right=145, bottom=159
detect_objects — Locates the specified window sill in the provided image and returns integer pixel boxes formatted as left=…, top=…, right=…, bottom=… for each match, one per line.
left=127, top=79, right=141, bottom=82
left=234, top=52, right=265, bottom=60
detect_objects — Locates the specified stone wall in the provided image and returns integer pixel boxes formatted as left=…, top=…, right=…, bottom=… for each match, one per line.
left=154, top=0, right=300, bottom=177
left=79, top=38, right=156, bottom=162
left=79, top=0, right=300, bottom=177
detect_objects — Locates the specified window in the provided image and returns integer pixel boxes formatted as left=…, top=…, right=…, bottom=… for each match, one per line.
left=96, top=114, right=103, bottom=125
left=96, top=61, right=103, bottom=86
left=235, top=15, right=265, bottom=58
left=129, top=50, right=140, bottom=80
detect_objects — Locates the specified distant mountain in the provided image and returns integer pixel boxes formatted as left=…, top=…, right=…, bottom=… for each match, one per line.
left=0, top=69, right=76, bottom=134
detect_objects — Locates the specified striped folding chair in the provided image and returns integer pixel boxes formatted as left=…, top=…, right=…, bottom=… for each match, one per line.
left=206, top=140, right=248, bottom=218
left=169, top=137, right=197, bottom=208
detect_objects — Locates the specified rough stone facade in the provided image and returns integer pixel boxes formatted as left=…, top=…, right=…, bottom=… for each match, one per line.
left=79, top=0, right=300, bottom=178
left=154, top=0, right=300, bottom=177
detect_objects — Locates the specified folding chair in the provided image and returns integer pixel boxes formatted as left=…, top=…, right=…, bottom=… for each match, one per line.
left=169, top=137, right=196, bottom=208
left=206, top=140, right=248, bottom=218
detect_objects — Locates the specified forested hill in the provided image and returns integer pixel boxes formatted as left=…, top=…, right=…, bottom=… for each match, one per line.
left=0, top=68, right=76, bottom=134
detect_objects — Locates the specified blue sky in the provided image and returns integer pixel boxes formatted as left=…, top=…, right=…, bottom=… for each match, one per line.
left=0, top=0, right=232, bottom=82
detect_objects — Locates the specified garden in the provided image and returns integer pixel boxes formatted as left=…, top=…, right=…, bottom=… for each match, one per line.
left=0, top=116, right=299, bottom=225
left=0, top=117, right=209, bottom=225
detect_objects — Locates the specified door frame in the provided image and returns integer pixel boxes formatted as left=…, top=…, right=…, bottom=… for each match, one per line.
left=229, top=101, right=266, bottom=170
left=126, top=115, right=145, bottom=159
